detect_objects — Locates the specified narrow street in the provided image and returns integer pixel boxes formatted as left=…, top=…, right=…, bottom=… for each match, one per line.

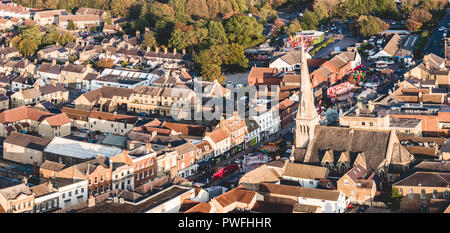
left=187, top=121, right=296, bottom=184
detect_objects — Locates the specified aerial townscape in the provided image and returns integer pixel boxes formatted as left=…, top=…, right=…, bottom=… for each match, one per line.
left=0, top=0, right=448, bottom=215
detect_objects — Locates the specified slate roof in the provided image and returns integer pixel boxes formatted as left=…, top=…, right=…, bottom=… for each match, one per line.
left=258, top=183, right=341, bottom=201
left=394, top=172, right=450, bottom=187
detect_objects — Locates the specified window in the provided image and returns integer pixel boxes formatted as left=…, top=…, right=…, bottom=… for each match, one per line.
left=101, top=175, right=104, bottom=182
left=94, top=177, right=97, bottom=184
left=432, top=189, right=438, bottom=199
left=420, top=189, right=426, bottom=198
left=75, top=189, right=78, bottom=195
left=68, top=191, right=71, bottom=197
left=81, top=188, right=84, bottom=193
left=62, top=193, right=65, bottom=199
left=444, top=190, right=449, bottom=199
left=344, top=180, right=349, bottom=185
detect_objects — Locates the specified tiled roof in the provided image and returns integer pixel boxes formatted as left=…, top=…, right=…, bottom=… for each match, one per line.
left=40, top=160, right=66, bottom=172
left=248, top=67, right=279, bottom=79
left=283, top=163, right=328, bottom=180
left=258, top=183, right=341, bottom=201
left=4, top=132, right=51, bottom=150
left=43, top=113, right=71, bottom=127
left=214, top=187, right=256, bottom=207
left=207, top=127, right=230, bottom=143
left=89, top=111, right=138, bottom=124
left=0, top=106, right=54, bottom=124
left=161, top=121, right=207, bottom=137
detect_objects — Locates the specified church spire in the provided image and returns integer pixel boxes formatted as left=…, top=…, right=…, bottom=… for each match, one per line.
left=297, top=37, right=318, bottom=120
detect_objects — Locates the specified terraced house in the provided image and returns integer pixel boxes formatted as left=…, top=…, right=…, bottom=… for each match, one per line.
left=75, top=86, right=133, bottom=112
left=60, top=63, right=91, bottom=89
left=11, top=83, right=68, bottom=108
left=110, top=143, right=158, bottom=188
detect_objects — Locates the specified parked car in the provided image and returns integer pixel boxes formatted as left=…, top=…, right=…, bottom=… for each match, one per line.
left=439, top=26, right=446, bottom=31
left=136, top=112, right=147, bottom=117
left=88, top=139, right=97, bottom=143
left=79, top=128, right=89, bottom=133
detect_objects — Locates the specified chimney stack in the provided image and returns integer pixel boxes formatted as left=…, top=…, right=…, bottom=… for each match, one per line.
left=128, top=141, right=134, bottom=150
left=88, top=195, right=96, bottom=207
left=136, top=31, right=141, bottom=39
left=146, top=46, right=150, bottom=52
left=164, top=47, right=168, bottom=54
left=173, top=48, right=176, bottom=54
left=182, top=48, right=186, bottom=54
left=155, top=47, right=159, bottom=53
left=52, top=59, right=56, bottom=65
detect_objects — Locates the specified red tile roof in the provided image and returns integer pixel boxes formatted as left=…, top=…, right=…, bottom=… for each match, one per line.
left=43, top=113, right=71, bottom=127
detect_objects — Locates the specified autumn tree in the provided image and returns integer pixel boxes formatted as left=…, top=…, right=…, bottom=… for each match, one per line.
left=410, top=8, right=432, bottom=24
left=286, top=19, right=302, bottom=36
left=97, top=58, right=115, bottom=69
left=200, top=63, right=224, bottom=83
left=186, top=0, right=210, bottom=19
left=405, top=18, right=423, bottom=32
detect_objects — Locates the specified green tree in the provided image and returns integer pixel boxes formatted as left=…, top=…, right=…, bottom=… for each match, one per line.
left=200, top=63, right=224, bottom=83
left=391, top=187, right=402, bottom=198
left=286, top=19, right=302, bottom=36
left=18, top=38, right=38, bottom=56
left=207, top=21, right=228, bottom=46
left=356, top=15, right=389, bottom=38
left=222, top=43, right=248, bottom=71
left=140, top=32, right=158, bottom=50
left=313, top=2, right=329, bottom=21
left=300, top=10, right=319, bottom=30
left=67, top=19, right=76, bottom=30
left=225, top=15, right=264, bottom=49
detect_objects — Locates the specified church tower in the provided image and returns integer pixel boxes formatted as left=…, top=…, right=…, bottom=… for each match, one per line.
left=294, top=39, right=320, bottom=149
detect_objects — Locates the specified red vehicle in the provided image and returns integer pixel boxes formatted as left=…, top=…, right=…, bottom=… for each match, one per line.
left=212, top=164, right=239, bottom=182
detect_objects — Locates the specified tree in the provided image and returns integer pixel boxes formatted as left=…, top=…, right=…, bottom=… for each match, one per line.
left=140, top=32, right=158, bottom=50
left=410, top=8, right=432, bottom=24
left=300, top=10, right=319, bottom=30
left=374, top=0, right=398, bottom=18
left=110, top=0, right=135, bottom=17
left=313, top=1, right=329, bottom=21
left=18, top=38, right=37, bottom=56
left=97, top=58, right=115, bottom=69
left=356, top=15, right=389, bottom=38
left=186, top=0, right=210, bottom=19
left=405, top=18, right=423, bottom=32
left=391, top=187, right=402, bottom=198
left=67, top=19, right=76, bottom=30
left=222, top=43, right=248, bottom=71
left=207, top=21, right=228, bottom=46
left=200, top=63, right=224, bottom=83
left=286, top=19, right=302, bottom=36
left=225, top=15, right=264, bottom=49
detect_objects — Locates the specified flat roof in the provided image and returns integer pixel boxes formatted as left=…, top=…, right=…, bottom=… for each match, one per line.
left=389, top=117, right=421, bottom=128
left=77, top=185, right=191, bottom=213
left=44, top=137, right=122, bottom=159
